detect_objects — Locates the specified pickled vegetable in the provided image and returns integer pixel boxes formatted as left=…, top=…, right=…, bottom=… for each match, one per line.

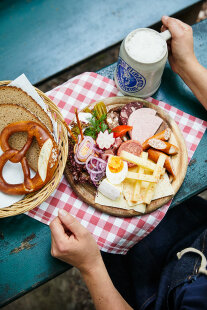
left=70, top=122, right=88, bottom=138
left=82, top=107, right=92, bottom=113
left=93, top=101, right=107, bottom=119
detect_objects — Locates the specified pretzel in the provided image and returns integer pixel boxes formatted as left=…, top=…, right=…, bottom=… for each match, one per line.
left=0, top=121, right=58, bottom=195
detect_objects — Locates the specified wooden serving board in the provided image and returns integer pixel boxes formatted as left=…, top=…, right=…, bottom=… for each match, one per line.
left=64, top=96, right=188, bottom=217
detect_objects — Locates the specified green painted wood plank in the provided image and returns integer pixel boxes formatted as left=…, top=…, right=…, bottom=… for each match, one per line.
left=0, top=18, right=207, bottom=307
left=0, top=215, right=68, bottom=307
left=0, top=0, right=200, bottom=84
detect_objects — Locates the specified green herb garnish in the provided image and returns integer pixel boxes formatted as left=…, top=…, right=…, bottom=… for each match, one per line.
left=84, top=111, right=110, bottom=139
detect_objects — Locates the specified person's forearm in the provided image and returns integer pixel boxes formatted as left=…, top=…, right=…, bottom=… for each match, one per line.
left=178, top=58, right=207, bottom=110
left=81, top=259, right=133, bottom=310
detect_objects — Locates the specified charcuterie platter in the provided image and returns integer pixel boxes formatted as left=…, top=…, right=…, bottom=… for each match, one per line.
left=64, top=96, right=188, bottom=217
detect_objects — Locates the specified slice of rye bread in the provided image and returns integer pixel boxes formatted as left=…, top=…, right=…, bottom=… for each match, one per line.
left=0, top=104, right=45, bottom=172
left=0, top=86, right=53, bottom=133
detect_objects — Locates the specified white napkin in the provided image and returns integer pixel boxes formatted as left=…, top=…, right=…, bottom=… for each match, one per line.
left=8, top=73, right=58, bottom=140
left=0, top=148, right=24, bottom=208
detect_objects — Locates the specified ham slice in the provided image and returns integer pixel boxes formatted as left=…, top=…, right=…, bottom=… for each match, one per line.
left=133, top=108, right=157, bottom=116
left=128, top=108, right=163, bottom=144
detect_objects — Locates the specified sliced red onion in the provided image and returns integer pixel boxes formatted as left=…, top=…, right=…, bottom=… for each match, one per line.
left=90, top=157, right=100, bottom=167
left=90, top=171, right=105, bottom=187
left=85, top=156, right=107, bottom=186
left=89, top=160, right=97, bottom=169
left=93, top=146, right=104, bottom=154
left=76, top=136, right=95, bottom=162
left=87, top=156, right=107, bottom=166
left=86, top=166, right=104, bottom=174
left=74, top=154, right=85, bottom=165
left=97, top=162, right=106, bottom=171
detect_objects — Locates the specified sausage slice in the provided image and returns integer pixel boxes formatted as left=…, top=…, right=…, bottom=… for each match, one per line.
left=117, top=140, right=142, bottom=167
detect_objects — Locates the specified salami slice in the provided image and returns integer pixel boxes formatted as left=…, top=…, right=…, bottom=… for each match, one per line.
left=117, top=140, right=142, bottom=167
left=101, top=149, right=114, bottom=161
left=106, top=111, right=120, bottom=129
left=119, top=101, right=143, bottom=125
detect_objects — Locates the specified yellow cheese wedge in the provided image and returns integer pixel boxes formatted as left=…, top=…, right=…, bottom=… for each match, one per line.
left=120, top=150, right=156, bottom=171
left=126, top=172, right=157, bottom=183
left=132, top=152, right=148, bottom=202
left=143, top=154, right=167, bottom=204
left=95, top=192, right=146, bottom=213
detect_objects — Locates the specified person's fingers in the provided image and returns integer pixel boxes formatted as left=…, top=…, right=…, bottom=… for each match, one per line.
left=58, top=209, right=87, bottom=239
left=162, top=15, right=169, bottom=26
left=170, top=18, right=190, bottom=30
left=162, top=16, right=189, bottom=38
left=50, top=217, right=69, bottom=244
left=161, top=25, right=168, bottom=32
left=51, top=234, right=57, bottom=255
left=168, top=45, right=171, bottom=52
left=162, top=16, right=183, bottom=37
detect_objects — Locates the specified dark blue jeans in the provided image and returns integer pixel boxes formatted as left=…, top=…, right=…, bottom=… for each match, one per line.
left=101, top=196, right=207, bottom=310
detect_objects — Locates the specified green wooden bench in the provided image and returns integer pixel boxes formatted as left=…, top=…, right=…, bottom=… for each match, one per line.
left=0, top=1, right=206, bottom=307
left=0, top=17, right=207, bottom=308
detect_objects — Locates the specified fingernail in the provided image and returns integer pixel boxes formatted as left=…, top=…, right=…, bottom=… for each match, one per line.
left=58, top=209, right=68, bottom=217
left=162, top=15, right=169, bottom=21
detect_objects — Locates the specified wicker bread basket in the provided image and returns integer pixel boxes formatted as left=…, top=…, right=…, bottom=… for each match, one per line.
left=0, top=81, right=68, bottom=218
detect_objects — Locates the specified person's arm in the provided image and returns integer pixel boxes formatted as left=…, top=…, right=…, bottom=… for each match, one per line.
left=50, top=209, right=133, bottom=310
left=161, top=16, right=207, bottom=110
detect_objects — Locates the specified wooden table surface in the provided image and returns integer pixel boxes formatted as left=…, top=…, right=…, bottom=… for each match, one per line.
left=0, top=18, right=207, bottom=308
left=0, top=0, right=201, bottom=85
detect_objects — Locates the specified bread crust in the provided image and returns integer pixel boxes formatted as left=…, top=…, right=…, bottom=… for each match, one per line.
left=0, top=86, right=53, bottom=132
left=0, top=104, right=44, bottom=171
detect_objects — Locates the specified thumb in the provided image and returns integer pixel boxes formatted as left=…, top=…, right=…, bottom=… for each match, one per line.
left=58, top=209, right=86, bottom=238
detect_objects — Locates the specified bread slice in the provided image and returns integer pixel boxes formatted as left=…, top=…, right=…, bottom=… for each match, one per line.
left=0, top=86, right=53, bottom=133
left=0, top=104, right=44, bottom=172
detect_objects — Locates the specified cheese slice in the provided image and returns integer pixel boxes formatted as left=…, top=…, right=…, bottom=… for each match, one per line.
left=143, top=153, right=166, bottom=204
left=98, top=179, right=122, bottom=200
left=123, top=172, right=174, bottom=206
left=95, top=173, right=174, bottom=213
left=95, top=192, right=146, bottom=213
left=133, top=151, right=148, bottom=202
left=123, top=179, right=144, bottom=205
left=152, top=173, right=174, bottom=200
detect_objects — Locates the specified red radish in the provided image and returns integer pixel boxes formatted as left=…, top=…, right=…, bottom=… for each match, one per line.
left=96, top=130, right=115, bottom=150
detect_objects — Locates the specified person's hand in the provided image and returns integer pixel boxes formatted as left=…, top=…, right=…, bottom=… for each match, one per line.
left=161, top=16, right=197, bottom=76
left=50, top=209, right=102, bottom=275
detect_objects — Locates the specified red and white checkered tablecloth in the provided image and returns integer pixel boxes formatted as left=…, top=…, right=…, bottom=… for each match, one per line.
left=26, top=72, right=207, bottom=254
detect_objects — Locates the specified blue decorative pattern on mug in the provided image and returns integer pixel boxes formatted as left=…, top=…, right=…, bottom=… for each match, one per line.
left=116, top=57, right=146, bottom=93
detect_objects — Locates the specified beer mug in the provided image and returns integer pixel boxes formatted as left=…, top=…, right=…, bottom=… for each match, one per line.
left=114, top=28, right=171, bottom=98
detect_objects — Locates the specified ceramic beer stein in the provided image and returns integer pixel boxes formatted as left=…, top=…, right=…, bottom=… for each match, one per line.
left=114, top=28, right=171, bottom=98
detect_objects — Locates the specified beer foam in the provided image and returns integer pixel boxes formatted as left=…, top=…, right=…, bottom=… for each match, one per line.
left=125, top=29, right=167, bottom=63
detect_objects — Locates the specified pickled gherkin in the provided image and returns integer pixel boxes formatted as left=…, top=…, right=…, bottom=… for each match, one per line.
left=70, top=122, right=88, bottom=138
left=82, top=107, right=92, bottom=113
left=93, top=101, right=107, bottom=119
